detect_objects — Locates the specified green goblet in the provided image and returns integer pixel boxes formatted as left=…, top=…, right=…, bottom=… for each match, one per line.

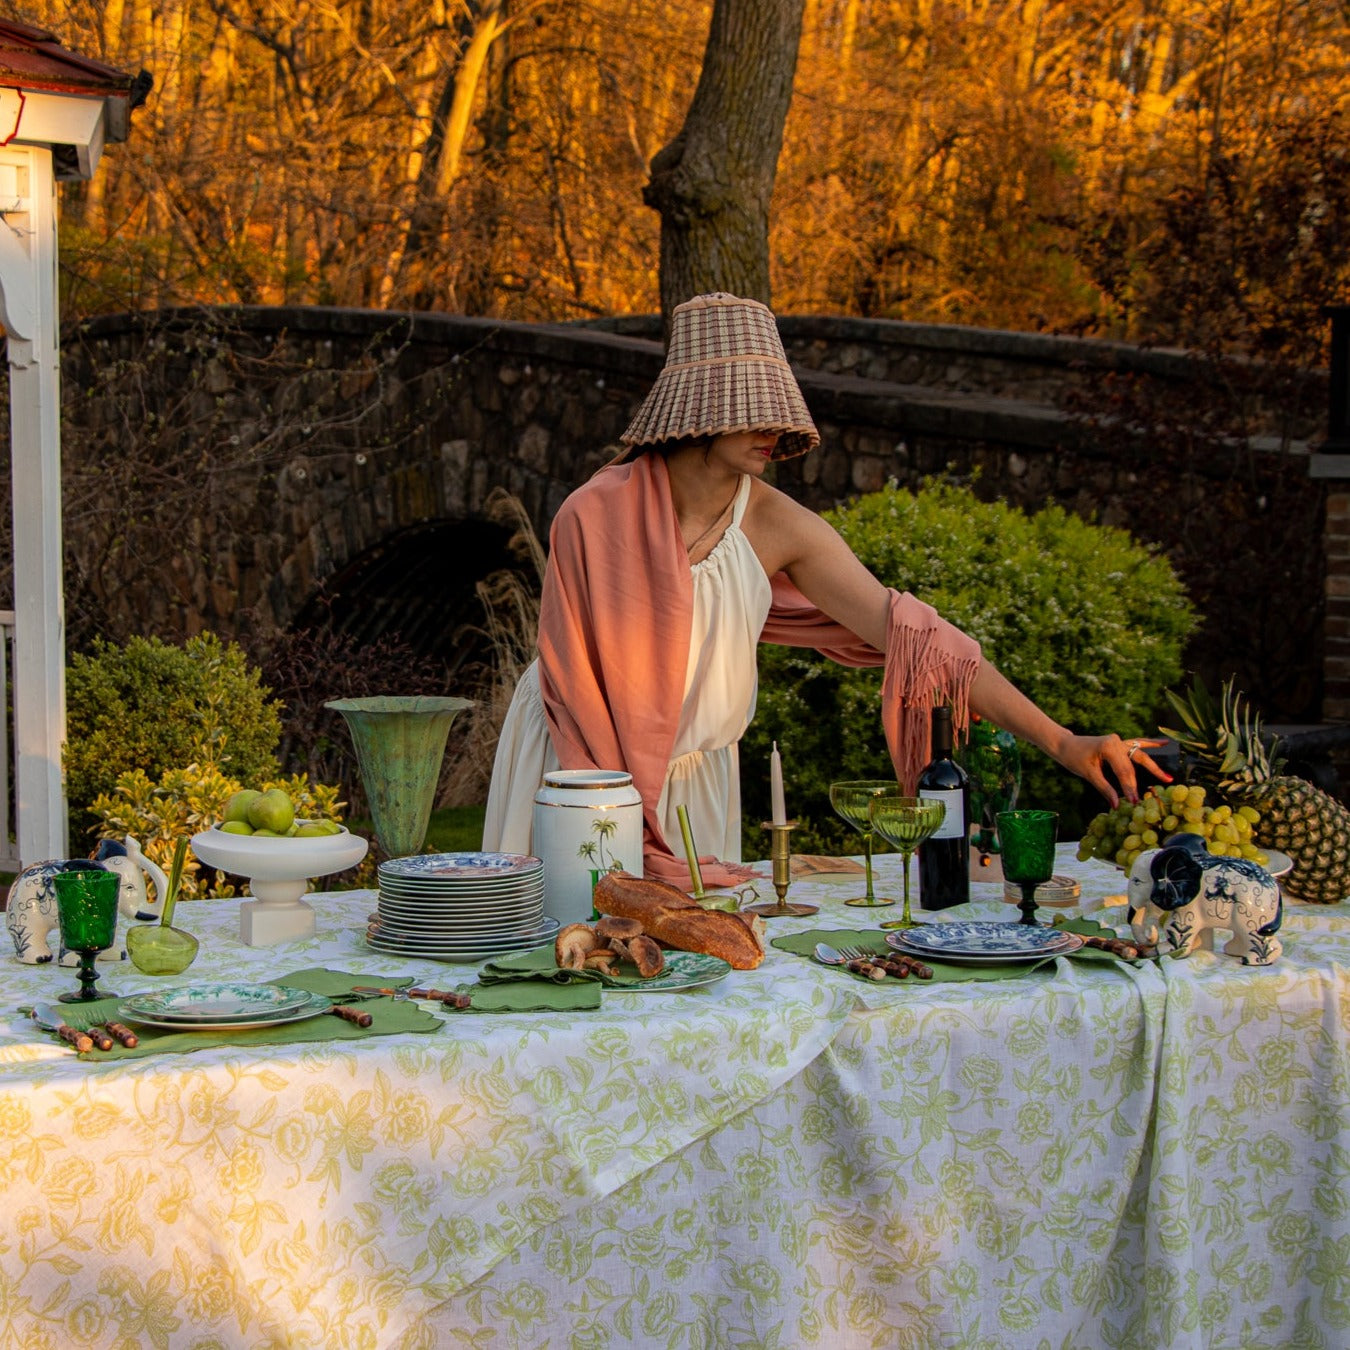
left=869, top=795, right=946, bottom=929
left=828, top=781, right=899, bottom=907
left=52, top=868, right=122, bottom=1003
left=997, top=810, right=1059, bottom=925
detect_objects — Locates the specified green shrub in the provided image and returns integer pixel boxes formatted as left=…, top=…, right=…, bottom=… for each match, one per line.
left=65, top=633, right=282, bottom=846
left=742, top=480, right=1196, bottom=855
left=89, top=765, right=345, bottom=899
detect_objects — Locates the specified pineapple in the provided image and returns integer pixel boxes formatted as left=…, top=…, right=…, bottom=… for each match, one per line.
left=1161, top=677, right=1350, bottom=903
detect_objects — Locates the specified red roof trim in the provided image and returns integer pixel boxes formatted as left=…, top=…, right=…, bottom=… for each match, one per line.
left=0, top=20, right=135, bottom=95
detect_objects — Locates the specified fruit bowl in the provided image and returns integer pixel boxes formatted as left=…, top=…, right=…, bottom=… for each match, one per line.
left=191, top=824, right=369, bottom=946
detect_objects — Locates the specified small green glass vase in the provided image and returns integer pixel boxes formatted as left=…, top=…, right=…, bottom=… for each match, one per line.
left=126, top=838, right=199, bottom=975
left=126, top=923, right=199, bottom=975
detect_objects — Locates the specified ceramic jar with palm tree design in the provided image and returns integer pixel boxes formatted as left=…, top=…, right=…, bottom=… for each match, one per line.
left=533, top=770, right=643, bottom=925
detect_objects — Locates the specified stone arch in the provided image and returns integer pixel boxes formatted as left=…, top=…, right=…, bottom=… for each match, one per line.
left=289, top=515, right=519, bottom=677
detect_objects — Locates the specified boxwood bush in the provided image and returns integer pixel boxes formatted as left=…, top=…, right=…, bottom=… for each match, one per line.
left=65, top=633, right=282, bottom=846
left=742, top=480, right=1195, bottom=855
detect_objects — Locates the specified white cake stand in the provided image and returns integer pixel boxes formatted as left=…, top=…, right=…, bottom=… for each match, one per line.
left=190, top=826, right=370, bottom=946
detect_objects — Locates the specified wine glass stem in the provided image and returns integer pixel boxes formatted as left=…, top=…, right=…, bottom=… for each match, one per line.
left=1019, top=883, right=1039, bottom=926
left=862, top=831, right=875, bottom=902
left=77, top=952, right=99, bottom=1000
left=901, top=850, right=914, bottom=925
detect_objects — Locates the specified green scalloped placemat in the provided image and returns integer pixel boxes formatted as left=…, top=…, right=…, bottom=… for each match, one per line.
left=771, top=929, right=1057, bottom=982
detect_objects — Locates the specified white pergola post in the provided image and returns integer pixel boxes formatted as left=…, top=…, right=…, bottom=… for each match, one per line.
left=0, top=140, right=67, bottom=864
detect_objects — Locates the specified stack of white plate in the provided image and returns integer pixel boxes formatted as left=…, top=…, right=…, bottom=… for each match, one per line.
left=368, top=851, right=557, bottom=962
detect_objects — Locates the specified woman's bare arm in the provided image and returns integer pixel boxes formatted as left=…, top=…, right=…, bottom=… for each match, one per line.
left=745, top=484, right=1168, bottom=807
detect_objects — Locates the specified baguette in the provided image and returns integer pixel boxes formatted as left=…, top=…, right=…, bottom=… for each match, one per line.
left=593, top=871, right=766, bottom=970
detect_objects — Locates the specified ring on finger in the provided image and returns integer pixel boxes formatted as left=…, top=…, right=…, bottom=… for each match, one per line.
left=1127, top=740, right=1142, bottom=759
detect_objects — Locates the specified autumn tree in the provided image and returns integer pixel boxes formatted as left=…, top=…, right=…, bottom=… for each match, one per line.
left=643, top=0, right=805, bottom=318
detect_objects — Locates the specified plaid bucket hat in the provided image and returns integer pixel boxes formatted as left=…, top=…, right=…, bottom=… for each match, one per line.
left=620, top=293, right=819, bottom=460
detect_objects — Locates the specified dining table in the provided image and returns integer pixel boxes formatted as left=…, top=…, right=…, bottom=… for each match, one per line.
left=2, top=843, right=1349, bottom=1349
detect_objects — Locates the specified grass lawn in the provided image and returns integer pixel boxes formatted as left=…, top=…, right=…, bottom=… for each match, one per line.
left=349, top=804, right=486, bottom=854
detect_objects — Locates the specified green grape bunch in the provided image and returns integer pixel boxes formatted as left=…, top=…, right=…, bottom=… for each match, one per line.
left=1076, top=784, right=1268, bottom=871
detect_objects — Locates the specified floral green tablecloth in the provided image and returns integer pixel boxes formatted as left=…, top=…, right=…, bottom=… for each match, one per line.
left=3, top=846, right=1349, bottom=1348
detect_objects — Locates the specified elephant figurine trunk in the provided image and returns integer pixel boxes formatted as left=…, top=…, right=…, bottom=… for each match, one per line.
left=6, top=837, right=171, bottom=965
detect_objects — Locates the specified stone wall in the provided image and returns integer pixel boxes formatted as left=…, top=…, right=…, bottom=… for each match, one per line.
left=36, top=303, right=1327, bottom=721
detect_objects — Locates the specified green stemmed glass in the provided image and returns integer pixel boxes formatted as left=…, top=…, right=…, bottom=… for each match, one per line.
left=52, top=869, right=122, bottom=1003
left=869, top=795, right=946, bottom=929
left=998, top=809, right=1059, bottom=925
left=828, top=781, right=898, bottom=907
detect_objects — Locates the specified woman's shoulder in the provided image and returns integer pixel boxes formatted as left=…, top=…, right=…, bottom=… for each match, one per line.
left=745, top=476, right=820, bottom=530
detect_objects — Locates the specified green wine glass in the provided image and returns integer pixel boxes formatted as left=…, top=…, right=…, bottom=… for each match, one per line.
left=52, top=868, right=122, bottom=1003
left=869, top=795, right=946, bottom=929
left=828, top=781, right=898, bottom=907
left=998, top=809, right=1059, bottom=925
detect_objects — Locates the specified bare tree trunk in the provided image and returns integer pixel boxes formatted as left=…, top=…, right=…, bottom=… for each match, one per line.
left=644, top=0, right=806, bottom=321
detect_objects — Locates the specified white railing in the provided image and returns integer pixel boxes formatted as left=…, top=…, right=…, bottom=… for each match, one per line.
left=0, top=611, right=18, bottom=872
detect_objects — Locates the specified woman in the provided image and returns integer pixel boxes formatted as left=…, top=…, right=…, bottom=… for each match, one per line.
left=483, top=293, right=1165, bottom=885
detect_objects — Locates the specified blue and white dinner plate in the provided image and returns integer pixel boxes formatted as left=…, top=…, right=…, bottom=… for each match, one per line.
left=886, top=922, right=1082, bottom=960
left=379, top=852, right=541, bottom=881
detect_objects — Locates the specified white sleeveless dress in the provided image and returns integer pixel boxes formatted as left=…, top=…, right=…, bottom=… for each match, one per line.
left=482, top=474, right=771, bottom=863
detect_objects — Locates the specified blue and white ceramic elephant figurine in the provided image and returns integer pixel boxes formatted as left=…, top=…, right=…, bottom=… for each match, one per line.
left=1126, top=839, right=1283, bottom=965
left=5, top=838, right=169, bottom=965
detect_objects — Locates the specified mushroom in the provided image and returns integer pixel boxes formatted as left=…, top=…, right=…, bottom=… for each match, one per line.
left=556, top=923, right=600, bottom=971
left=583, top=949, right=619, bottom=972
left=594, top=916, right=643, bottom=943
left=626, top=934, right=665, bottom=978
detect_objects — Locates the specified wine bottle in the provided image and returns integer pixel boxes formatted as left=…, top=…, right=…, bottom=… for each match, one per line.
left=918, top=704, right=970, bottom=909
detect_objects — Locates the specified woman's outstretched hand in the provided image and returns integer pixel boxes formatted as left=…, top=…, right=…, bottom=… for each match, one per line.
left=1054, top=733, right=1171, bottom=809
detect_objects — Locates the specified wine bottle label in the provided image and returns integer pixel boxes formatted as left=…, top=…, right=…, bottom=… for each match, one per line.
left=919, top=788, right=965, bottom=840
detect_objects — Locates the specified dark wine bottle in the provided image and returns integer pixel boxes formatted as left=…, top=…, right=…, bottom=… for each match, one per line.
left=918, top=704, right=970, bottom=910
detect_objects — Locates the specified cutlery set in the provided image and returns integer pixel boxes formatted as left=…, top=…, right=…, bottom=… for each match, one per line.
left=30, top=1002, right=138, bottom=1050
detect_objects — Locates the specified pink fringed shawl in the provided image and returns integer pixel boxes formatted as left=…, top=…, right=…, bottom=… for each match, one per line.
left=537, top=454, right=981, bottom=885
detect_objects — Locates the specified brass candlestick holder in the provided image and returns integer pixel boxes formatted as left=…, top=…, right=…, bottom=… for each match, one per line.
left=743, top=822, right=818, bottom=918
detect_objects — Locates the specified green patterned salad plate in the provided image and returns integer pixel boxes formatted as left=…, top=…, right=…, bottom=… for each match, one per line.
left=119, top=982, right=316, bottom=1022
left=116, top=990, right=334, bottom=1031
left=602, top=950, right=732, bottom=992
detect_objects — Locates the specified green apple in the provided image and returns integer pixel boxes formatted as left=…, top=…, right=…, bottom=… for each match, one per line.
left=223, top=788, right=262, bottom=825
left=252, top=827, right=284, bottom=837
left=294, top=822, right=330, bottom=837
left=247, top=787, right=295, bottom=835
left=220, top=820, right=254, bottom=835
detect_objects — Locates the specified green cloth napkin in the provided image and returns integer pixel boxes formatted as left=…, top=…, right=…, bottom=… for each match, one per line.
left=463, top=947, right=604, bottom=1011
left=33, top=968, right=444, bottom=1060
left=772, top=928, right=1059, bottom=983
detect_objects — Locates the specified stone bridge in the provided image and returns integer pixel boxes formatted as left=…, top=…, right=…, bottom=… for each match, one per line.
left=52, top=304, right=1328, bottom=718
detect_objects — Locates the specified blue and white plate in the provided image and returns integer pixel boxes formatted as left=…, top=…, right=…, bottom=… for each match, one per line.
left=379, top=852, right=541, bottom=881
left=886, top=922, right=1082, bottom=960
